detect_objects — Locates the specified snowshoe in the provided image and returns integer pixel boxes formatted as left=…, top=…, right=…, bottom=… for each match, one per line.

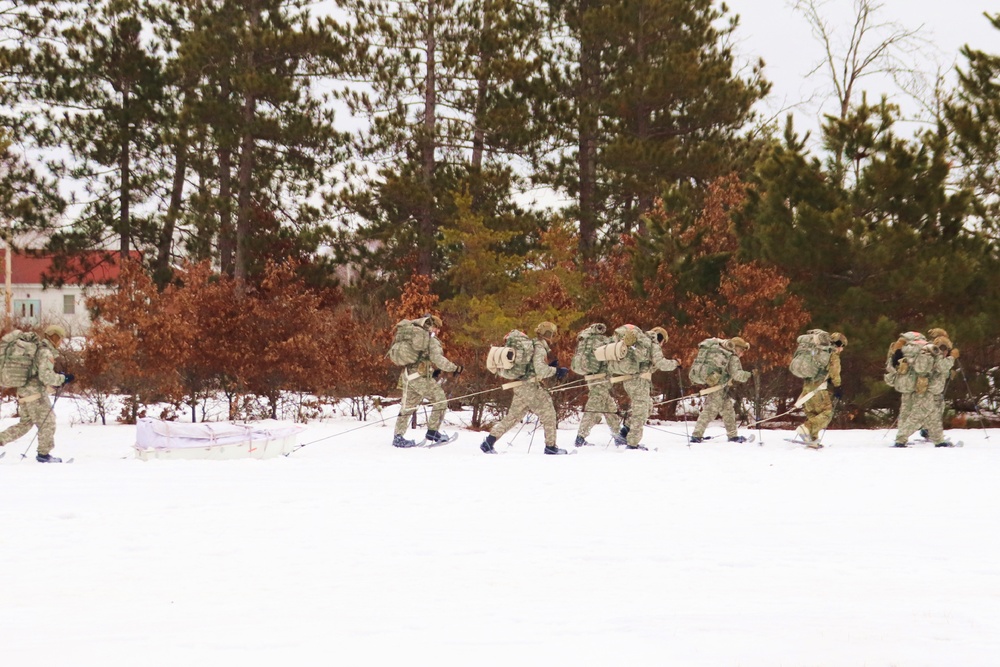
left=425, top=429, right=455, bottom=444
left=728, top=435, right=749, bottom=443
left=544, top=445, right=568, bottom=455
left=689, top=435, right=704, bottom=443
left=934, top=441, right=956, bottom=448
left=892, top=442, right=909, bottom=448
left=574, top=435, right=594, bottom=447
left=392, top=434, right=419, bottom=448
left=480, top=435, right=497, bottom=454
left=36, top=453, right=63, bottom=463
left=625, top=444, right=648, bottom=451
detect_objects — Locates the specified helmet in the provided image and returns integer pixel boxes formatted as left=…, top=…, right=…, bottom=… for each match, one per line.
left=648, top=327, right=669, bottom=344
left=830, top=332, right=848, bottom=348
left=420, top=314, right=442, bottom=330
left=933, top=336, right=953, bottom=353
left=928, top=327, right=949, bottom=341
left=535, top=321, right=557, bottom=339
left=43, top=324, right=67, bottom=341
left=730, top=337, right=750, bottom=351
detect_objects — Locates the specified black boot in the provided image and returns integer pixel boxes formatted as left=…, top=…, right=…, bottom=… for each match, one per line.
left=934, top=442, right=955, bottom=448
left=574, top=435, right=593, bottom=447
left=625, top=444, right=648, bottom=451
left=36, top=453, right=63, bottom=463
left=544, top=445, right=568, bottom=455
left=689, top=435, right=704, bottom=443
left=481, top=434, right=497, bottom=454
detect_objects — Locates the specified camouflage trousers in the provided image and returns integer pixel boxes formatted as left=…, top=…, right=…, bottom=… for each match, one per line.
left=692, top=387, right=737, bottom=439
left=0, top=394, right=57, bottom=455
left=577, top=378, right=621, bottom=439
left=394, top=375, right=448, bottom=436
left=933, top=392, right=946, bottom=427
left=801, top=381, right=833, bottom=441
left=895, top=391, right=943, bottom=445
left=490, top=381, right=557, bottom=447
left=622, top=377, right=653, bottom=447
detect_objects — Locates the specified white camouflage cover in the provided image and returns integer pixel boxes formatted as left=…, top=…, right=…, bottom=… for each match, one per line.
left=135, top=418, right=306, bottom=460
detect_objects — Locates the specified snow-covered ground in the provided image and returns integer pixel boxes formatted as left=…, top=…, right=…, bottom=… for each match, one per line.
left=2, top=397, right=999, bottom=666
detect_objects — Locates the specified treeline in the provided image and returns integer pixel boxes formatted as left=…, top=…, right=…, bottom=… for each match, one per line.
left=1, top=2, right=1000, bottom=425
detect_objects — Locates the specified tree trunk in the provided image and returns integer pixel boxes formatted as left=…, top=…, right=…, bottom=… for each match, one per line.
left=155, top=130, right=188, bottom=286
left=578, top=13, right=599, bottom=259
left=418, top=0, right=438, bottom=277
left=119, top=86, right=131, bottom=259
left=234, top=2, right=260, bottom=287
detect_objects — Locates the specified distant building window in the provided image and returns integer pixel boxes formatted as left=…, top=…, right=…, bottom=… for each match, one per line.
left=14, top=299, right=40, bottom=324
left=63, top=294, right=75, bottom=315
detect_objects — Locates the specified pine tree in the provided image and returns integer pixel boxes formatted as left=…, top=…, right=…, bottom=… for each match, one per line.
left=15, top=0, right=166, bottom=266
left=159, top=0, right=347, bottom=284
left=541, top=0, right=768, bottom=257
left=742, top=99, right=1000, bottom=417
left=946, top=12, right=1000, bottom=242
left=335, top=0, right=549, bottom=284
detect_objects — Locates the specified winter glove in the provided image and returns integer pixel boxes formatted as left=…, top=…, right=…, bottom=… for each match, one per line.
left=432, top=369, right=441, bottom=379
left=555, top=367, right=569, bottom=381
left=833, top=386, right=843, bottom=400
left=453, top=364, right=464, bottom=377
left=950, top=348, right=960, bottom=359
left=62, top=373, right=75, bottom=385
left=891, top=349, right=904, bottom=367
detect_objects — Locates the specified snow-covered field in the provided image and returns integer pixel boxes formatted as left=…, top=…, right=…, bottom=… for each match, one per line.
left=2, top=398, right=999, bottom=666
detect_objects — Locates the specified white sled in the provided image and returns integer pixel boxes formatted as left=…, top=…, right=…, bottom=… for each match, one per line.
left=134, top=418, right=306, bottom=461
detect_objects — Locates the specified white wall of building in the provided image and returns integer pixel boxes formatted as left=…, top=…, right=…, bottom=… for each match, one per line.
left=6, top=283, right=106, bottom=334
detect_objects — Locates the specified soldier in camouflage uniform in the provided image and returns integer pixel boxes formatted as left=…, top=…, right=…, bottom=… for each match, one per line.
left=611, top=326, right=679, bottom=451
left=796, top=332, right=848, bottom=448
left=481, top=321, right=569, bottom=455
left=0, top=325, right=74, bottom=463
left=393, top=315, right=463, bottom=448
left=690, top=337, right=752, bottom=443
left=895, top=330, right=959, bottom=448
left=923, top=329, right=959, bottom=446
left=574, top=323, right=621, bottom=447
left=890, top=331, right=958, bottom=448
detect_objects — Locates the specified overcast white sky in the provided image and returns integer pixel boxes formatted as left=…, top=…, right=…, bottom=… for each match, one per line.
left=725, top=0, right=999, bottom=144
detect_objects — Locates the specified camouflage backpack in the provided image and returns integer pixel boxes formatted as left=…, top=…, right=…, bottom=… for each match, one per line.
left=789, top=329, right=833, bottom=381
left=0, top=330, right=42, bottom=388
left=571, top=323, right=609, bottom=376
left=688, top=338, right=731, bottom=386
left=606, top=324, right=651, bottom=376
left=486, top=329, right=535, bottom=380
left=387, top=319, right=431, bottom=366
left=890, top=332, right=936, bottom=394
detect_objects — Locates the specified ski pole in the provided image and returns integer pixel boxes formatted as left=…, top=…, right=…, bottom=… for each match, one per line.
left=676, top=367, right=691, bottom=447
left=753, top=368, right=763, bottom=446
left=526, top=415, right=541, bottom=454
